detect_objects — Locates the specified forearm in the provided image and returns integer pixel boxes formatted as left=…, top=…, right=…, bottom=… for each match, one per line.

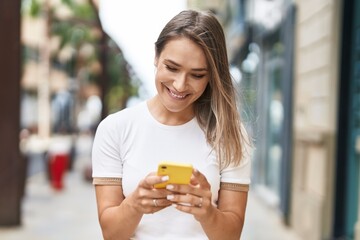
left=99, top=197, right=143, bottom=240
left=200, top=207, right=244, bottom=240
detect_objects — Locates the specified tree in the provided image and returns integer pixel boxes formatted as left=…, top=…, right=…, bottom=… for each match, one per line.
left=22, top=0, right=140, bottom=133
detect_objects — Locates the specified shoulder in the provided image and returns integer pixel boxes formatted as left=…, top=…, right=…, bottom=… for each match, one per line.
left=95, top=101, right=147, bottom=137
left=100, top=101, right=146, bottom=126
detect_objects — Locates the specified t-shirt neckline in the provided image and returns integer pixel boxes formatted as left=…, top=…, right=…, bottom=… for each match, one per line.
left=143, top=101, right=196, bottom=130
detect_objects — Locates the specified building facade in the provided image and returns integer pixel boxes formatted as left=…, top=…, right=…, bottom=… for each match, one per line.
left=290, top=0, right=341, bottom=239
left=188, top=0, right=360, bottom=239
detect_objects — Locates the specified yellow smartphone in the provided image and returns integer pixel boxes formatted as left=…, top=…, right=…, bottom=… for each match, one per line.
left=154, top=161, right=193, bottom=188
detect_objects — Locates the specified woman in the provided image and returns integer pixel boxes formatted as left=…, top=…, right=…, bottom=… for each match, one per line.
left=92, top=9, right=252, bottom=240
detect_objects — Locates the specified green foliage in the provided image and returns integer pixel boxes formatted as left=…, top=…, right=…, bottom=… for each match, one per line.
left=73, top=4, right=96, bottom=20
left=21, top=0, right=140, bottom=116
left=105, top=40, right=140, bottom=112
left=29, top=0, right=41, bottom=17
left=52, top=21, right=95, bottom=49
left=61, top=0, right=74, bottom=8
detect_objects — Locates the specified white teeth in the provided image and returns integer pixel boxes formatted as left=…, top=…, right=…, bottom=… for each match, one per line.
left=169, top=89, right=186, bottom=99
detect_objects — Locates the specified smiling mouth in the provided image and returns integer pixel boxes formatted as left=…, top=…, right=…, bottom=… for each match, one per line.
left=167, top=87, right=187, bottom=99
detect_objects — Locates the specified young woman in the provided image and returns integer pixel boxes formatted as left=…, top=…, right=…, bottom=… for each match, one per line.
left=92, top=9, right=252, bottom=240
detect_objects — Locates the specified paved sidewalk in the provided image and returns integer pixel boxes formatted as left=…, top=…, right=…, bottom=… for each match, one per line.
left=242, top=192, right=302, bottom=240
left=0, top=133, right=102, bottom=240
left=0, top=171, right=102, bottom=240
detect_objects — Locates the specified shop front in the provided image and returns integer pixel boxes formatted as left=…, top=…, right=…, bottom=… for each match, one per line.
left=233, top=0, right=296, bottom=223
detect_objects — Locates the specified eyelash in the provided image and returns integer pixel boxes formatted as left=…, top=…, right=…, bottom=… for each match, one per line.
left=165, top=65, right=205, bottom=79
left=192, top=74, right=205, bottom=79
left=165, top=65, right=177, bottom=72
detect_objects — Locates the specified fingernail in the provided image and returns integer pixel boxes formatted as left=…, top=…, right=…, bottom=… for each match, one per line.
left=167, top=195, right=174, bottom=200
left=166, top=184, right=174, bottom=190
left=161, top=176, right=169, bottom=182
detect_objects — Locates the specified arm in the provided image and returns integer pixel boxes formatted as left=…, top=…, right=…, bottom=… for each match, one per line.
left=95, top=185, right=142, bottom=240
left=200, top=189, right=248, bottom=239
left=166, top=169, right=248, bottom=240
left=95, top=175, right=172, bottom=240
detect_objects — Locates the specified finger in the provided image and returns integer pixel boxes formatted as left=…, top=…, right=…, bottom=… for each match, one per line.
left=152, top=199, right=159, bottom=207
left=144, top=198, right=172, bottom=214
left=140, top=175, right=169, bottom=188
left=172, top=202, right=206, bottom=216
left=167, top=194, right=204, bottom=207
left=151, top=198, right=172, bottom=208
left=198, top=196, right=203, bottom=207
left=165, top=184, right=200, bottom=197
left=192, top=169, right=210, bottom=189
left=190, top=175, right=199, bottom=185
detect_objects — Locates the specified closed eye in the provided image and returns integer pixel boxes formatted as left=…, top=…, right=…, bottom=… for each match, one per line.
left=165, top=64, right=178, bottom=72
left=192, top=74, right=206, bottom=79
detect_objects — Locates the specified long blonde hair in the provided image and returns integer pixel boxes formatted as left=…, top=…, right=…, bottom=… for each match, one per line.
left=155, top=10, right=249, bottom=167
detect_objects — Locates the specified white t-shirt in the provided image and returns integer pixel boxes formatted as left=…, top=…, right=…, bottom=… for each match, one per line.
left=92, top=101, right=251, bottom=240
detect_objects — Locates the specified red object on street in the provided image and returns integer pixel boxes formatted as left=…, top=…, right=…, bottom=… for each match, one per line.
left=49, top=153, right=69, bottom=190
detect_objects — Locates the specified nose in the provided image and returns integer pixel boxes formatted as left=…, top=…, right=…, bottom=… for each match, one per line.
left=173, top=73, right=187, bottom=92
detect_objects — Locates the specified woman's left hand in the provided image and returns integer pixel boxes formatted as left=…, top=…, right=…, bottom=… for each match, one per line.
left=165, top=168, right=214, bottom=222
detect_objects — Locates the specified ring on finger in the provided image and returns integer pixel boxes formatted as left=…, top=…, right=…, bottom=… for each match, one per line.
left=198, top=197, right=203, bottom=207
left=153, top=199, right=158, bottom=207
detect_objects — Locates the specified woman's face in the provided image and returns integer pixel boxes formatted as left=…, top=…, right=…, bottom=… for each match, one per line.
left=154, top=37, right=209, bottom=116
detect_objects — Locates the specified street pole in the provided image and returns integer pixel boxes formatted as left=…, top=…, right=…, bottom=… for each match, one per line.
left=0, top=0, right=24, bottom=225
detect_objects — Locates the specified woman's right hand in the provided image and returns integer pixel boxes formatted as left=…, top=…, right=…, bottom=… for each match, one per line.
left=94, top=174, right=172, bottom=239
left=129, top=173, right=173, bottom=214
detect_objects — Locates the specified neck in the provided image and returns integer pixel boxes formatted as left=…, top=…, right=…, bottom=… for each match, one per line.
left=147, top=96, right=194, bottom=126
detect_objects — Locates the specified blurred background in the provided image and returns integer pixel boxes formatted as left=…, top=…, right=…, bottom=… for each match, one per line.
left=0, top=0, right=359, bottom=239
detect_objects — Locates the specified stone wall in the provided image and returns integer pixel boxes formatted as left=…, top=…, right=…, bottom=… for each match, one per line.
left=291, top=0, right=342, bottom=239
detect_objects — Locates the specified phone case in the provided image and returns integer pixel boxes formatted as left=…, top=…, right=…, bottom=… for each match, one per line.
left=154, top=161, right=193, bottom=188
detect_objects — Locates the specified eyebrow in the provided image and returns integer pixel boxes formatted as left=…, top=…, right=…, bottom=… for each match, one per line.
left=164, top=59, right=208, bottom=72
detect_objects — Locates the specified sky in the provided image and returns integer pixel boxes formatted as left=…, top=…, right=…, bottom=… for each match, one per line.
left=99, top=0, right=187, bottom=101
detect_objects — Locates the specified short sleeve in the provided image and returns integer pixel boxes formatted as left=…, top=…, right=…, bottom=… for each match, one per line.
left=220, top=149, right=251, bottom=185
left=92, top=114, right=123, bottom=179
left=220, top=126, right=252, bottom=190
